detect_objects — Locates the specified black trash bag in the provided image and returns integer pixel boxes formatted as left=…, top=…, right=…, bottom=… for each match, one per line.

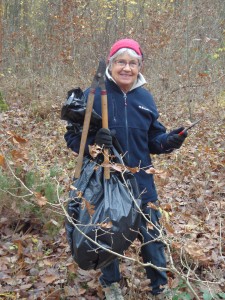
left=65, top=148, right=141, bottom=270
left=61, top=87, right=102, bottom=129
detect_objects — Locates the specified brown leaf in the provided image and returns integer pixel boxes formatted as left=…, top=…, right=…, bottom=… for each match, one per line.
left=99, top=221, right=113, bottom=229
left=66, top=263, right=77, bottom=273
left=161, top=203, right=172, bottom=211
left=13, top=239, right=23, bottom=259
left=78, top=287, right=87, bottom=295
left=13, top=135, right=27, bottom=144
left=161, top=220, right=175, bottom=234
left=41, top=274, right=59, bottom=284
left=70, top=185, right=77, bottom=190
left=7, top=131, right=27, bottom=144
left=3, top=277, right=18, bottom=285
left=146, top=222, right=154, bottom=230
left=185, top=241, right=208, bottom=261
left=89, top=144, right=102, bottom=158
left=145, top=167, right=165, bottom=174
left=0, top=154, right=6, bottom=168
left=110, top=163, right=139, bottom=173
left=110, top=163, right=125, bottom=172
left=20, top=283, right=33, bottom=290
left=140, top=279, right=151, bottom=289
left=43, top=259, right=54, bottom=266
left=171, top=242, right=182, bottom=252
left=81, top=199, right=95, bottom=216
left=147, top=202, right=159, bottom=210
left=11, top=149, right=28, bottom=161
left=126, top=166, right=140, bottom=173
left=211, top=250, right=218, bottom=262
left=34, top=192, right=48, bottom=206
left=145, top=167, right=156, bottom=174
left=77, top=191, right=83, bottom=198
left=64, top=286, right=76, bottom=297
left=77, top=269, right=90, bottom=276
left=87, top=278, right=99, bottom=289
left=198, top=72, right=209, bottom=77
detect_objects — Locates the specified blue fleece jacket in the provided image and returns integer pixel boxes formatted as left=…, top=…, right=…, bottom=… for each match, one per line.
left=64, top=76, right=171, bottom=203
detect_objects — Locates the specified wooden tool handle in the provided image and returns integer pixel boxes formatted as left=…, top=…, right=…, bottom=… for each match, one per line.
left=74, top=91, right=95, bottom=179
left=101, top=91, right=110, bottom=179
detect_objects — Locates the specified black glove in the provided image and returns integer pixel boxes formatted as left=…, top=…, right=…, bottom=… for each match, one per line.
left=165, top=127, right=187, bottom=149
left=95, top=128, right=113, bottom=148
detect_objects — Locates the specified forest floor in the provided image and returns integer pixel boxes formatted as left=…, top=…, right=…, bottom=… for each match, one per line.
left=0, top=94, right=224, bottom=300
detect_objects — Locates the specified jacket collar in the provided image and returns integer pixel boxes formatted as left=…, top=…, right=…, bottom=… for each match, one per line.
left=105, top=66, right=146, bottom=93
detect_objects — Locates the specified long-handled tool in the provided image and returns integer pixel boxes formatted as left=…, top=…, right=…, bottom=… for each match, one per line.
left=74, top=59, right=106, bottom=179
left=178, top=119, right=201, bottom=136
left=99, top=59, right=110, bottom=179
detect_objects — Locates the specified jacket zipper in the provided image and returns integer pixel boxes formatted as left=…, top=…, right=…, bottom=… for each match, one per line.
left=123, top=93, right=129, bottom=161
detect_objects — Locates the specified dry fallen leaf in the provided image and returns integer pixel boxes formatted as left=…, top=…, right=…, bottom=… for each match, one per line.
left=11, top=149, right=28, bottom=161
left=34, top=192, right=48, bottom=206
left=81, top=198, right=95, bottom=216
left=147, top=202, right=159, bottom=210
left=13, top=239, right=23, bottom=259
left=1, top=67, right=224, bottom=299
left=70, top=185, right=77, bottom=190
left=184, top=241, right=209, bottom=262
left=6, top=131, right=27, bottom=144
left=0, top=153, right=6, bottom=168
left=41, top=274, right=59, bottom=284
left=145, top=167, right=156, bottom=174
left=99, top=221, right=113, bottom=229
left=88, top=144, right=102, bottom=158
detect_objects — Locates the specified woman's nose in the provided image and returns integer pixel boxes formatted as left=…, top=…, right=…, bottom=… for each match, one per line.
left=123, top=63, right=131, bottom=70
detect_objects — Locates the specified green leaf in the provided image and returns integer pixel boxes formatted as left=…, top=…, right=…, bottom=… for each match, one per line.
left=212, top=53, right=220, bottom=59
left=217, top=293, right=225, bottom=299
left=179, top=292, right=192, bottom=300
left=203, top=292, right=213, bottom=300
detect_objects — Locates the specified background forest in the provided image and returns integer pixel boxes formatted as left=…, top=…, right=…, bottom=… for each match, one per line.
left=0, top=0, right=225, bottom=299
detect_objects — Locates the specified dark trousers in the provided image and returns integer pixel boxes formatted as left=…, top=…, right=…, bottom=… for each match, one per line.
left=99, top=203, right=168, bottom=295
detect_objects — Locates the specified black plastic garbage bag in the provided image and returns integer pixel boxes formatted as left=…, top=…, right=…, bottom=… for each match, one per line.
left=65, top=149, right=141, bottom=270
left=61, top=87, right=102, bottom=129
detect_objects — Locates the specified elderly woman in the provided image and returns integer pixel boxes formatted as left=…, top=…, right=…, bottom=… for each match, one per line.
left=64, top=39, right=187, bottom=300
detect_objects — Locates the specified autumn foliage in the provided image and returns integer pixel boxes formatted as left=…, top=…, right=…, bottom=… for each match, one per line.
left=0, top=0, right=225, bottom=299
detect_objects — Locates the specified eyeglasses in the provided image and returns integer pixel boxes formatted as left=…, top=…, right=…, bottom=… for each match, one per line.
left=114, top=59, right=139, bottom=69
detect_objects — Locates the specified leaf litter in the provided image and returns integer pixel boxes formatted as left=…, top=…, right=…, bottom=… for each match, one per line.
left=0, top=101, right=224, bottom=299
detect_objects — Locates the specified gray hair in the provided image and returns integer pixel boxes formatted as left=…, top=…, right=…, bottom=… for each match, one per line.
left=108, top=48, right=143, bottom=70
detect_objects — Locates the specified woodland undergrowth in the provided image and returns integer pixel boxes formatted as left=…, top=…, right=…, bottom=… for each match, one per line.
left=0, top=78, right=224, bottom=300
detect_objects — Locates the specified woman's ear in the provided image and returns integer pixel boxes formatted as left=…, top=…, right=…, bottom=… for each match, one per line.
left=139, top=62, right=144, bottom=73
left=108, top=65, right=112, bottom=73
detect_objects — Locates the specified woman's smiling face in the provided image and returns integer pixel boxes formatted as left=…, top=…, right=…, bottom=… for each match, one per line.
left=110, top=52, right=140, bottom=93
